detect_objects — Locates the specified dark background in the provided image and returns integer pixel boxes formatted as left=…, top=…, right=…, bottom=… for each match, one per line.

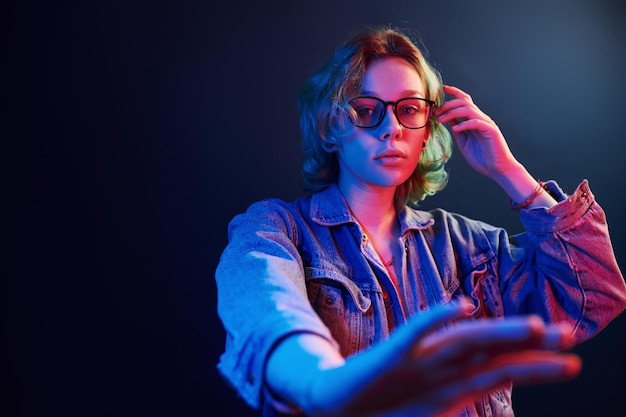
left=4, top=0, right=625, bottom=416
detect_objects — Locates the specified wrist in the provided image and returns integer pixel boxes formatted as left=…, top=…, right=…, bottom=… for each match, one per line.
left=508, top=180, right=549, bottom=210
left=487, top=161, right=527, bottom=189
left=265, top=333, right=344, bottom=416
left=488, top=163, right=557, bottom=209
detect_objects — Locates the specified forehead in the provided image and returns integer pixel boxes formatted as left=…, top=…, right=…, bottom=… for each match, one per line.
left=361, top=57, right=424, bottom=97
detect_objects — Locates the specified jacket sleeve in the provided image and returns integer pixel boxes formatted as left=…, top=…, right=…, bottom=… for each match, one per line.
left=214, top=199, right=337, bottom=411
left=498, top=179, right=626, bottom=348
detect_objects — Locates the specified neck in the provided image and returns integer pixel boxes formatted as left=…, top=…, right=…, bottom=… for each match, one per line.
left=338, top=182, right=398, bottom=239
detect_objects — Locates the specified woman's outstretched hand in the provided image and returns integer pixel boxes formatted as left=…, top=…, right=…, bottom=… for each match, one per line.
left=266, top=298, right=580, bottom=417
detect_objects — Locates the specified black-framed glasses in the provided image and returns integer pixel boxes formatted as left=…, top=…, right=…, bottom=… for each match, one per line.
left=349, top=96, right=436, bottom=129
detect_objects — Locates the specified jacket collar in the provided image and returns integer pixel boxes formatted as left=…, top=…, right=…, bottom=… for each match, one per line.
left=310, top=184, right=435, bottom=232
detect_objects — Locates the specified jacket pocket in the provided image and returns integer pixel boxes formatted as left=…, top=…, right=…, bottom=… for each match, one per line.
left=466, top=263, right=505, bottom=319
left=305, top=267, right=377, bottom=356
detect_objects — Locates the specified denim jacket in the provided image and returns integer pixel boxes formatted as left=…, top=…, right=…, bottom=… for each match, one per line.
left=215, top=180, right=626, bottom=417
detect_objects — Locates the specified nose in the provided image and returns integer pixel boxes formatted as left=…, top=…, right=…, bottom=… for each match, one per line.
left=379, top=103, right=402, bottom=141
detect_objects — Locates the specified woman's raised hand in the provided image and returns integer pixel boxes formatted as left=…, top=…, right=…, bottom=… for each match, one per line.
left=435, top=85, right=521, bottom=180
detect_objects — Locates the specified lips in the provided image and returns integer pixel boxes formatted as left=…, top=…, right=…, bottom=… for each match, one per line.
left=374, top=149, right=406, bottom=159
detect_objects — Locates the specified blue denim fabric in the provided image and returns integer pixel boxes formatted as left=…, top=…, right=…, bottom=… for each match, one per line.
left=215, top=179, right=626, bottom=417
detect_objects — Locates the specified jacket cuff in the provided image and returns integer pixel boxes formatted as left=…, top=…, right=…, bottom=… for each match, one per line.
left=519, top=179, right=594, bottom=233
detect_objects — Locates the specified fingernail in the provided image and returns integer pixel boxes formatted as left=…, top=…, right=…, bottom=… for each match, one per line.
left=562, top=355, right=583, bottom=377
left=545, top=323, right=574, bottom=350
left=461, top=299, right=475, bottom=315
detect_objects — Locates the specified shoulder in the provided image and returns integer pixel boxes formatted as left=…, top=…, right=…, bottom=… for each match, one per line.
left=227, top=195, right=312, bottom=234
left=429, top=208, right=500, bottom=233
left=243, top=195, right=311, bottom=219
left=405, top=206, right=500, bottom=236
left=407, top=207, right=503, bottom=266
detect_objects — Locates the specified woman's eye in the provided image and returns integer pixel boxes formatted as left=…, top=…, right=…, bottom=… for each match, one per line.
left=400, top=105, right=419, bottom=115
left=356, top=107, right=374, bottom=117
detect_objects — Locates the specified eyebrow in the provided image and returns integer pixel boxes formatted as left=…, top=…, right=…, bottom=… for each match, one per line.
left=361, top=89, right=426, bottom=98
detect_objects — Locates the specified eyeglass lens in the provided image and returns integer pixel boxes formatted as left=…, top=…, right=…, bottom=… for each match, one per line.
left=351, top=97, right=432, bottom=129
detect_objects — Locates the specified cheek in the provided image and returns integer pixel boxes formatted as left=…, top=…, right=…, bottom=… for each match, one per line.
left=338, top=141, right=368, bottom=166
left=410, top=131, right=429, bottom=154
left=417, top=127, right=430, bottom=143
left=338, top=130, right=368, bottom=157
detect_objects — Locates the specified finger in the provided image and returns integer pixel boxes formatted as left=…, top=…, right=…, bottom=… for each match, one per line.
left=425, top=352, right=582, bottom=409
left=435, top=99, right=478, bottom=120
left=450, top=118, right=494, bottom=134
left=416, top=316, right=572, bottom=364
left=435, top=104, right=474, bottom=123
left=442, top=84, right=472, bottom=101
left=436, top=97, right=471, bottom=112
left=387, top=297, right=474, bottom=356
left=451, top=351, right=582, bottom=395
left=416, top=315, right=545, bottom=354
left=408, top=319, right=575, bottom=387
left=436, top=104, right=491, bottom=127
left=374, top=351, right=581, bottom=417
left=462, top=318, right=573, bottom=351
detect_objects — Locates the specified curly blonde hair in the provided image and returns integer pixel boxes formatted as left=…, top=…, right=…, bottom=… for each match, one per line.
left=298, top=26, right=452, bottom=208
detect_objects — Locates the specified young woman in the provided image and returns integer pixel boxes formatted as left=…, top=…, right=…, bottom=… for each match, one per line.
left=215, top=27, right=626, bottom=417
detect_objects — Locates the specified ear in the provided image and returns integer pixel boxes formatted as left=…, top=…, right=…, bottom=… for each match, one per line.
left=322, top=140, right=337, bottom=152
